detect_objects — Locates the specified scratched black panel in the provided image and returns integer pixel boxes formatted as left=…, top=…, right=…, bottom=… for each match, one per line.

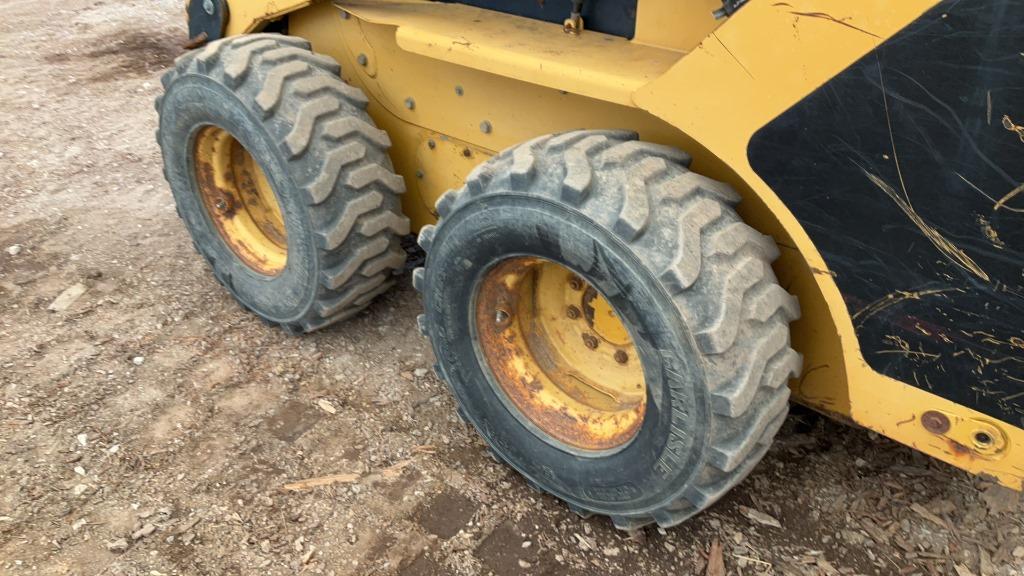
left=749, top=0, right=1024, bottom=426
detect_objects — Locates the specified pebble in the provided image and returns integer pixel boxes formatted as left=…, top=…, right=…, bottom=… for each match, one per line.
left=74, top=465, right=86, bottom=476
left=316, top=399, right=337, bottom=414
left=48, top=283, right=88, bottom=313
left=76, top=433, right=88, bottom=447
left=132, top=356, right=145, bottom=366
left=413, top=368, right=428, bottom=378
left=72, top=484, right=89, bottom=496
left=6, top=244, right=22, bottom=256
left=602, top=546, right=620, bottom=557
left=132, top=523, right=156, bottom=540
left=106, top=538, right=129, bottom=553
left=1013, top=546, right=1024, bottom=558
left=517, top=560, right=532, bottom=568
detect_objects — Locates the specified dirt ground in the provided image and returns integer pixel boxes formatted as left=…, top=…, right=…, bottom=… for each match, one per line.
left=1, top=1, right=1022, bottom=575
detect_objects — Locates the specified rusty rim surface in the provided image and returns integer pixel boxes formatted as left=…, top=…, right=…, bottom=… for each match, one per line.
left=193, top=125, right=288, bottom=275
left=475, top=257, right=646, bottom=453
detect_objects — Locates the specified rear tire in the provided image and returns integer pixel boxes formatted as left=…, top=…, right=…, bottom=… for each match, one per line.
left=157, top=34, right=408, bottom=332
left=414, top=130, right=802, bottom=529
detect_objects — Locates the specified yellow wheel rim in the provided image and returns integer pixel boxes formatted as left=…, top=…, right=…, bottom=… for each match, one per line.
left=193, top=126, right=288, bottom=275
left=475, top=257, right=646, bottom=452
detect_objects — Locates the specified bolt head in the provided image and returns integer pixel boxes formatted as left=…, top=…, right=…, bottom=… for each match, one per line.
left=495, top=309, right=510, bottom=325
left=566, top=306, right=581, bottom=319
left=569, top=276, right=583, bottom=291
left=479, top=120, right=492, bottom=134
left=921, top=410, right=950, bottom=434
left=582, top=333, right=599, bottom=350
left=455, top=85, right=464, bottom=96
left=404, top=97, right=415, bottom=110
left=614, top=350, right=628, bottom=364
left=214, top=199, right=228, bottom=211
left=357, top=53, right=368, bottom=66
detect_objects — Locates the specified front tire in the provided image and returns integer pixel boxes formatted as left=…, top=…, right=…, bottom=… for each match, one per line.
left=156, top=34, right=408, bottom=332
left=414, top=130, right=802, bottom=529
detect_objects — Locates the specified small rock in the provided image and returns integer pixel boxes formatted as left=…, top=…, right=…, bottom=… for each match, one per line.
left=602, top=546, right=620, bottom=557
left=106, top=538, right=129, bottom=553
left=413, top=368, right=428, bottom=378
left=72, top=484, right=89, bottom=496
left=132, top=523, right=156, bottom=540
left=316, top=399, right=337, bottom=414
left=76, top=433, right=88, bottom=447
left=739, top=506, right=782, bottom=528
left=72, top=518, right=88, bottom=531
left=107, top=444, right=120, bottom=454
left=518, top=559, right=532, bottom=569
left=521, top=541, right=532, bottom=548
left=6, top=244, right=21, bottom=256
left=1013, top=546, right=1024, bottom=559
left=48, top=283, right=88, bottom=313
left=132, top=356, right=145, bottom=366
left=399, top=371, right=414, bottom=381
left=74, top=465, right=86, bottom=476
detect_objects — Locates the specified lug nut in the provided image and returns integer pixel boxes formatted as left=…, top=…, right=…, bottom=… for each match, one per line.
left=614, top=350, right=628, bottom=364
left=357, top=53, right=368, bottom=67
left=569, top=276, right=583, bottom=291
left=566, top=305, right=581, bottom=319
left=214, top=199, right=229, bottom=212
left=495, top=309, right=510, bottom=325
left=582, top=333, right=598, bottom=350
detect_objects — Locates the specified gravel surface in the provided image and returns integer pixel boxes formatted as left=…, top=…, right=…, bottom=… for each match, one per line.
left=1, top=1, right=1022, bottom=574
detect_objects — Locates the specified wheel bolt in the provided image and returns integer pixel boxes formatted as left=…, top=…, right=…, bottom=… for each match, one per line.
left=566, top=305, right=581, bottom=319
left=495, top=309, right=510, bottom=325
left=614, top=350, right=628, bottom=364
left=569, top=276, right=583, bottom=291
left=582, top=333, right=598, bottom=350
left=214, top=199, right=229, bottom=211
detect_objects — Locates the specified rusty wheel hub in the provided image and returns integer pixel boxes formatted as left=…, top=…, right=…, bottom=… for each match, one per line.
left=475, top=257, right=646, bottom=452
left=193, top=126, right=287, bottom=275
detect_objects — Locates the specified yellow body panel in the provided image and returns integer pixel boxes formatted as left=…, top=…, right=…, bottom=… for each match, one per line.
left=221, top=0, right=1024, bottom=489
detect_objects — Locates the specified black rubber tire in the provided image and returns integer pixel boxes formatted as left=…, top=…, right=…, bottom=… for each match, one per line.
left=414, top=130, right=803, bottom=529
left=156, top=34, right=409, bottom=332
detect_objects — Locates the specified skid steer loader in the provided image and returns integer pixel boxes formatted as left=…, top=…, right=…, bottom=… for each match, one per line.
left=156, top=0, right=1024, bottom=529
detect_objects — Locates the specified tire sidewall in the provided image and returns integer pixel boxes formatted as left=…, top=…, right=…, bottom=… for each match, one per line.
left=159, top=75, right=318, bottom=322
left=426, top=194, right=710, bottom=515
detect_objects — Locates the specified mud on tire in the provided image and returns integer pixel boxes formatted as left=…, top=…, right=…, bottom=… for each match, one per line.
left=414, top=130, right=803, bottom=529
left=156, top=34, right=408, bottom=332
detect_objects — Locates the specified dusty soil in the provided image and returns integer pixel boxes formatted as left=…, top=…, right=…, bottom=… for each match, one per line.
left=1, top=1, right=1022, bottom=575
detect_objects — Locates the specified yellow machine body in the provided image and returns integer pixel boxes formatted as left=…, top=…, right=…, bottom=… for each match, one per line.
left=212, top=0, right=1024, bottom=489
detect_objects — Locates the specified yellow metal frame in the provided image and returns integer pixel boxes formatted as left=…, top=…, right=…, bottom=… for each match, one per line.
left=218, top=0, right=1024, bottom=489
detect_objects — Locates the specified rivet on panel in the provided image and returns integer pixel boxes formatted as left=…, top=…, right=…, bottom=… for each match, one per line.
left=455, top=85, right=464, bottom=96
left=404, top=97, right=416, bottom=110
left=357, top=53, right=368, bottom=66
left=920, top=410, right=950, bottom=434
left=480, top=120, right=492, bottom=134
